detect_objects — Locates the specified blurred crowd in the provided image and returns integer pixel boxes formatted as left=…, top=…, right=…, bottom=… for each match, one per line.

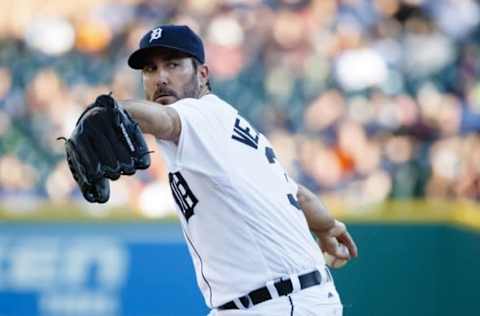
left=1, top=0, right=480, bottom=216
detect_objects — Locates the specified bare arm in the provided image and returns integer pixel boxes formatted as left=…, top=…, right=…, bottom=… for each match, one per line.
left=297, top=184, right=336, bottom=234
left=120, top=99, right=181, bottom=142
left=297, top=184, right=358, bottom=260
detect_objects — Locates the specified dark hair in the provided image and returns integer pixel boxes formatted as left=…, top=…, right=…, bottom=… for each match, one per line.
left=191, top=58, right=211, bottom=91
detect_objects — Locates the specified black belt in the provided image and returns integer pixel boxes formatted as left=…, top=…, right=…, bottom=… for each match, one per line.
left=218, top=269, right=329, bottom=310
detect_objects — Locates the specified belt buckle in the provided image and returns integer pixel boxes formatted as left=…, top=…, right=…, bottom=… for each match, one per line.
left=272, top=275, right=296, bottom=297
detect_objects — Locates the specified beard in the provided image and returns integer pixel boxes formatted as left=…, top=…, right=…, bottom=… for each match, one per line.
left=182, top=72, right=201, bottom=99
left=150, top=73, right=201, bottom=105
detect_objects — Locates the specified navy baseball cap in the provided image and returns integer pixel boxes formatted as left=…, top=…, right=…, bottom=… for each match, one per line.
left=128, top=25, right=205, bottom=69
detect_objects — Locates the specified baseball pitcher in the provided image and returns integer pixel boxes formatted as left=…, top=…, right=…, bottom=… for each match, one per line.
left=61, top=25, right=358, bottom=316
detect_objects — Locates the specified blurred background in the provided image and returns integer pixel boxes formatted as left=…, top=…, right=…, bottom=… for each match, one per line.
left=0, top=0, right=480, bottom=315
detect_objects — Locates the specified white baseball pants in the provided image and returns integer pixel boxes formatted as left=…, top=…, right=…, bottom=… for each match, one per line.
left=208, top=282, right=343, bottom=316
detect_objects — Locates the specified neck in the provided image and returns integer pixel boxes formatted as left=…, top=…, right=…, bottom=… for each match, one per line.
left=198, top=85, right=210, bottom=98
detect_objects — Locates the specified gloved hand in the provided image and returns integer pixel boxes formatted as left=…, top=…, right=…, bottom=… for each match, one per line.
left=58, top=94, right=151, bottom=203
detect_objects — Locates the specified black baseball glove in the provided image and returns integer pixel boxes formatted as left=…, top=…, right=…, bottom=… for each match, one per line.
left=58, top=94, right=151, bottom=203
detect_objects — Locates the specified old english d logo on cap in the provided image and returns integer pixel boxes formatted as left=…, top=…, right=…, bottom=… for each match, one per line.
left=127, top=24, right=205, bottom=69
left=149, top=28, right=163, bottom=42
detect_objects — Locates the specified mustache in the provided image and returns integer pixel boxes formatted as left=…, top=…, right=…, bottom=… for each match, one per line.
left=153, top=87, right=179, bottom=101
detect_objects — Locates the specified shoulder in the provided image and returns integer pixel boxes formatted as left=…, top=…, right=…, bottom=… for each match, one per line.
left=167, top=94, right=236, bottom=115
left=175, top=94, right=230, bottom=106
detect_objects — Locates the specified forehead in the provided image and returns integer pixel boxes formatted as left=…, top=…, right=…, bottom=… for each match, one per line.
left=143, top=47, right=192, bottom=64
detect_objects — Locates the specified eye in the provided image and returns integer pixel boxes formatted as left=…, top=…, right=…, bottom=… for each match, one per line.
left=143, top=64, right=156, bottom=73
left=168, top=62, right=179, bottom=69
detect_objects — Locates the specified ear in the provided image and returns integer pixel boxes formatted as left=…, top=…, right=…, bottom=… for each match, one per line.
left=198, top=64, right=209, bottom=87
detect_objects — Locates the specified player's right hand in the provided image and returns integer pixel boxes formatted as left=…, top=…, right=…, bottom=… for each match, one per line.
left=317, top=220, right=358, bottom=261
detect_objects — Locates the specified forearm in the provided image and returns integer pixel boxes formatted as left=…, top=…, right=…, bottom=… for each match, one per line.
left=297, top=184, right=335, bottom=235
left=119, top=99, right=180, bottom=142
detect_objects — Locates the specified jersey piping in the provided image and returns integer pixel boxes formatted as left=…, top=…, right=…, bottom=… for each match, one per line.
left=184, top=230, right=213, bottom=307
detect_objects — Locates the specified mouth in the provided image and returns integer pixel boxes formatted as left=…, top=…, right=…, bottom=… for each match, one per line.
left=154, top=95, right=176, bottom=104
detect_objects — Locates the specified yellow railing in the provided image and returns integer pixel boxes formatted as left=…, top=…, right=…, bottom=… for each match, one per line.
left=333, top=199, right=480, bottom=231
left=1, top=199, right=480, bottom=230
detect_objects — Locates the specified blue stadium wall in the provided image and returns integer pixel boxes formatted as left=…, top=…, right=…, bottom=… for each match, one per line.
left=0, top=222, right=478, bottom=316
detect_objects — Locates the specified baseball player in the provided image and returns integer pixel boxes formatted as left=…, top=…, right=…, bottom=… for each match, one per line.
left=64, top=24, right=358, bottom=315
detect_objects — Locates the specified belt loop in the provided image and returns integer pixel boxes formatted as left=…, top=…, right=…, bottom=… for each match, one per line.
left=233, top=298, right=247, bottom=310
left=290, top=273, right=301, bottom=293
left=266, top=279, right=280, bottom=299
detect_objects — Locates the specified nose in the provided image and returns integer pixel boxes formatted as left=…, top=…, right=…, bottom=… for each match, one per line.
left=155, top=67, right=170, bottom=86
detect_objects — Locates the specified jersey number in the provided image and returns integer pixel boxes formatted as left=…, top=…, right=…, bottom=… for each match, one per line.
left=265, top=146, right=301, bottom=210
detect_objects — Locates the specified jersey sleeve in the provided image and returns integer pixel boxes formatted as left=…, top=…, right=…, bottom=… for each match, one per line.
left=166, top=96, right=237, bottom=177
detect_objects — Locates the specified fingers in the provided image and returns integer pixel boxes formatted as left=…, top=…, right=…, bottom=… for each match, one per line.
left=340, top=231, right=359, bottom=258
left=320, top=220, right=359, bottom=260
left=83, top=114, right=137, bottom=179
left=65, top=139, right=111, bottom=203
left=92, top=177, right=110, bottom=203
left=319, top=236, right=348, bottom=260
left=99, top=115, right=135, bottom=165
left=328, top=220, right=346, bottom=236
left=81, top=177, right=110, bottom=203
left=330, top=220, right=358, bottom=258
left=335, top=227, right=357, bottom=258
left=73, top=135, right=102, bottom=180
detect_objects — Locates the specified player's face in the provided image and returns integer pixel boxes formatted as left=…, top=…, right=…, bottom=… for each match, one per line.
left=142, top=49, right=208, bottom=105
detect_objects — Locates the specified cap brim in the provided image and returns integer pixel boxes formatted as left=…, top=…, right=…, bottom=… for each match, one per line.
left=127, top=45, right=200, bottom=69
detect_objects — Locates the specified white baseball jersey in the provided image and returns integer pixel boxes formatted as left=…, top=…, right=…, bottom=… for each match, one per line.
left=157, top=94, right=326, bottom=308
